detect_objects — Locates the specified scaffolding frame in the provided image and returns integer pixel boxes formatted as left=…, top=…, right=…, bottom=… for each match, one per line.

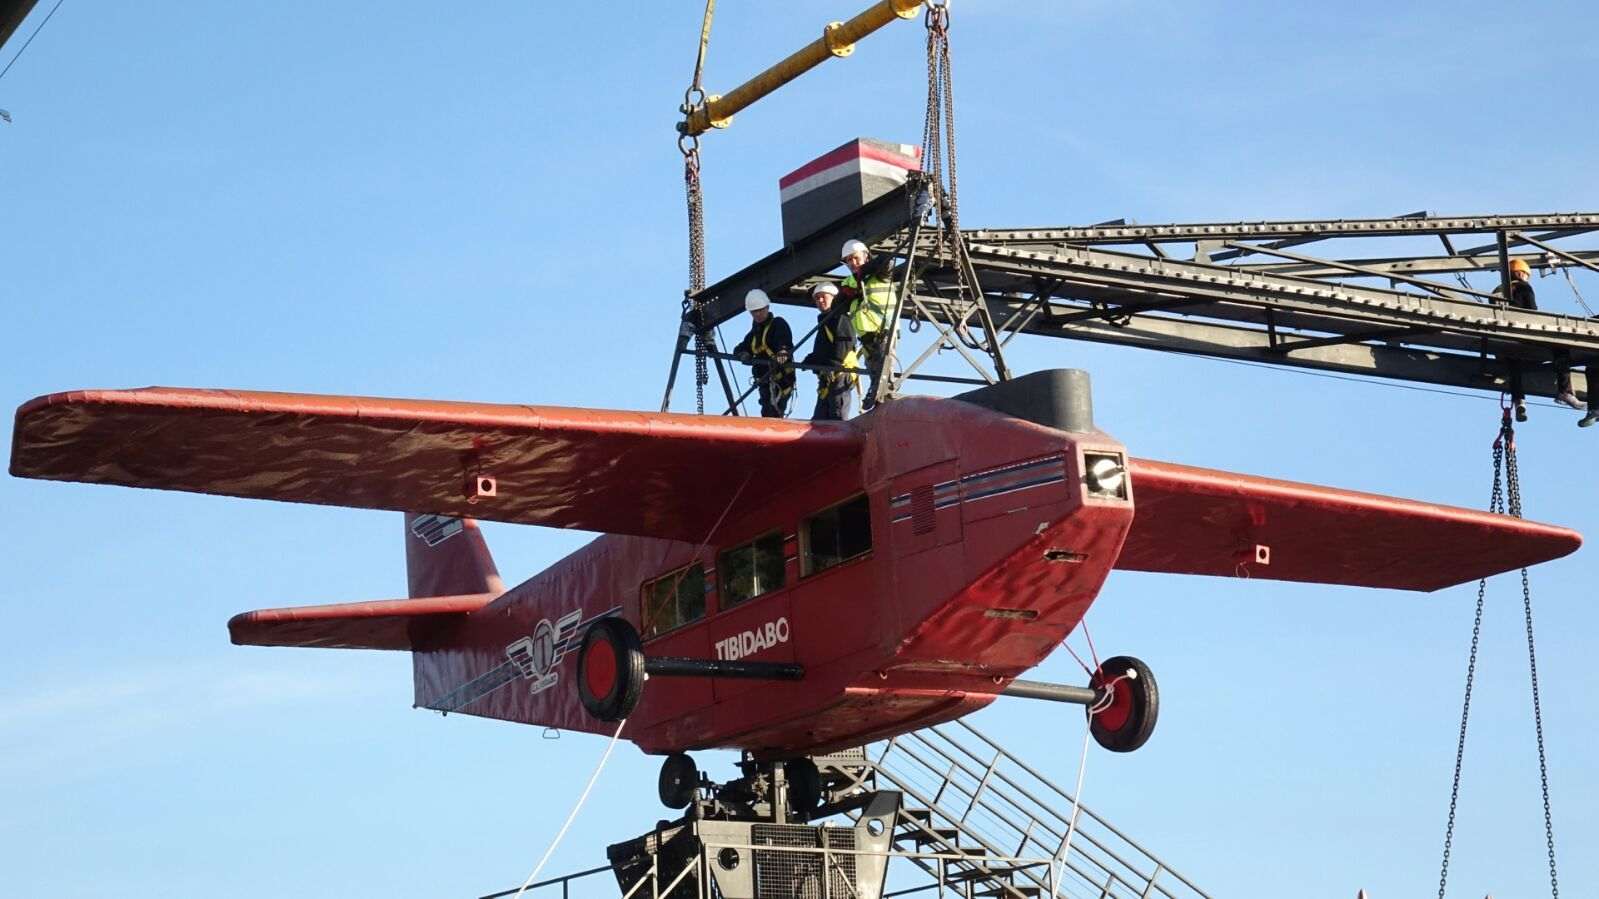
left=667, top=180, right=1599, bottom=411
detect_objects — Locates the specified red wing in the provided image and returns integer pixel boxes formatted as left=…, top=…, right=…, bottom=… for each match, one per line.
left=11, top=387, right=862, bottom=542
left=229, top=595, right=495, bottom=650
left=1118, top=458, right=1581, bottom=592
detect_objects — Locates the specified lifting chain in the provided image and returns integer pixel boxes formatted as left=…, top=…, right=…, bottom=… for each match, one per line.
left=1504, top=419, right=1561, bottom=899
left=1437, top=409, right=1559, bottom=899
left=905, top=0, right=1007, bottom=384
left=682, top=134, right=709, bottom=414
left=921, top=0, right=958, bottom=251
left=680, top=0, right=715, bottom=414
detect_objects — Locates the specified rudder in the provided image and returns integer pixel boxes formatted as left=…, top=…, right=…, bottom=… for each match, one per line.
left=405, top=514, right=504, bottom=599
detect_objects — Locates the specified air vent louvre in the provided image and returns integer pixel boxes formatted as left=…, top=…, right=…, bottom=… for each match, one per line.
left=911, top=485, right=936, bottom=535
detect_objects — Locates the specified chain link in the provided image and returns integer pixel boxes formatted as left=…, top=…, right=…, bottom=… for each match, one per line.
left=678, top=0, right=715, bottom=415
left=1437, top=424, right=1503, bottom=899
left=1437, top=413, right=1560, bottom=899
left=1504, top=427, right=1561, bottom=899
left=682, top=139, right=709, bottom=414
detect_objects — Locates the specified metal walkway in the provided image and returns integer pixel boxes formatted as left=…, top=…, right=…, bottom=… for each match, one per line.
left=678, top=179, right=1599, bottom=409
left=485, top=718, right=1208, bottom=899
left=822, top=719, right=1209, bottom=899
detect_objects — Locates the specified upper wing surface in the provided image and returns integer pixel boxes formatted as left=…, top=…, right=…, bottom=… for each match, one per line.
left=11, top=387, right=861, bottom=542
left=1118, top=458, right=1581, bottom=591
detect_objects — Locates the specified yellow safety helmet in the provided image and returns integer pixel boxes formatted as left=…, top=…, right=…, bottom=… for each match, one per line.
left=1509, top=258, right=1531, bottom=276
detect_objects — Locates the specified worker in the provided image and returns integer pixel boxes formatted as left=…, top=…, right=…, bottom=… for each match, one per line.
left=1493, top=258, right=1581, bottom=419
left=838, top=238, right=897, bottom=410
left=733, top=289, right=795, bottom=418
left=800, top=282, right=857, bottom=421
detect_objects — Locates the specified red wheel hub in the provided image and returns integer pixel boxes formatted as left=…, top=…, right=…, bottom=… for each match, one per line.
left=1093, top=675, right=1133, bottom=732
left=585, top=638, right=618, bottom=698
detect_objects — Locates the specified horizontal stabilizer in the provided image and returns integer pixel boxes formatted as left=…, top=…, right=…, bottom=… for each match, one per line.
left=229, top=594, right=496, bottom=650
left=11, top=387, right=861, bottom=542
left=1118, top=458, right=1581, bottom=591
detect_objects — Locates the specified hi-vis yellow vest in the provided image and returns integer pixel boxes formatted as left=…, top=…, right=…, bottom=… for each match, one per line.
left=843, top=272, right=894, bottom=335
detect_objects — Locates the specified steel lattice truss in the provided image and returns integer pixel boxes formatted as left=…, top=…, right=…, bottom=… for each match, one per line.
left=676, top=179, right=1599, bottom=411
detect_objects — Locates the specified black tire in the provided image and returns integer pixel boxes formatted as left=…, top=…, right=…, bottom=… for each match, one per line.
left=577, top=617, right=646, bottom=722
left=1086, top=655, right=1158, bottom=753
left=785, top=758, right=822, bottom=816
left=658, top=752, right=699, bottom=809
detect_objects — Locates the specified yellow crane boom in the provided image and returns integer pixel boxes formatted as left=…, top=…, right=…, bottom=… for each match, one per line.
left=679, top=0, right=922, bottom=137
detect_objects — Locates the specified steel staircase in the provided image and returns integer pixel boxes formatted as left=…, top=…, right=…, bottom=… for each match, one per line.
left=817, top=720, right=1210, bottom=899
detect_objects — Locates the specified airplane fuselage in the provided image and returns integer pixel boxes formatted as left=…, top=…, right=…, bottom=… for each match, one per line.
left=411, top=390, right=1134, bottom=757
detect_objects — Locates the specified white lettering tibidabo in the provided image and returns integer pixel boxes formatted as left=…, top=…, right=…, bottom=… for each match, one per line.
left=714, top=617, right=791, bottom=661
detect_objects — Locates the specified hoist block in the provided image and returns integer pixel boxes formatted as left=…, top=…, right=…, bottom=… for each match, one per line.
left=779, top=137, right=921, bottom=245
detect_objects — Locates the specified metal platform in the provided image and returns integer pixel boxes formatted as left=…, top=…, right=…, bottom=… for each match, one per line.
left=677, top=179, right=1599, bottom=409
left=483, top=719, right=1206, bottom=899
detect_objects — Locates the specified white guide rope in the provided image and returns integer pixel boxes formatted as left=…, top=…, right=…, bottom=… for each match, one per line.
left=512, top=718, right=628, bottom=899
left=1051, top=672, right=1128, bottom=899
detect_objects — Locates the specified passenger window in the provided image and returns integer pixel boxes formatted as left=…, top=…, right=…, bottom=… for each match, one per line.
left=719, top=531, right=786, bottom=607
left=802, top=494, right=873, bottom=575
left=642, top=564, right=706, bottom=638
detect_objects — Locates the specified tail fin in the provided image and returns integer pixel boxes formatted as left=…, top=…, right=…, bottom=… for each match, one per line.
left=405, top=514, right=505, bottom=598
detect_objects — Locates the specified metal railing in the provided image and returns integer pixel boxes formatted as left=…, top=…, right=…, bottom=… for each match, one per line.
left=482, top=717, right=1210, bottom=899
left=867, top=720, right=1210, bottom=899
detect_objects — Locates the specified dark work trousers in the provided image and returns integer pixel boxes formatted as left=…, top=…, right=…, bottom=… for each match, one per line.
left=812, top=373, right=852, bottom=421
left=1508, top=352, right=1574, bottom=408
left=858, top=332, right=886, bottom=410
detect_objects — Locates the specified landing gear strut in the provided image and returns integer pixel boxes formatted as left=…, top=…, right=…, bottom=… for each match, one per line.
left=1000, top=654, right=1160, bottom=752
left=575, top=617, right=805, bottom=722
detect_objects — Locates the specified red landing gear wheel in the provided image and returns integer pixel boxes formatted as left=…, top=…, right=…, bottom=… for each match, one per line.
left=1086, top=655, right=1157, bottom=753
left=658, top=752, right=699, bottom=809
left=577, top=617, right=646, bottom=722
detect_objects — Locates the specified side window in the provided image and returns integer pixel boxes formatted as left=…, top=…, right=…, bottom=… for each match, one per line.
left=642, top=564, right=706, bottom=639
left=802, top=494, right=873, bottom=576
left=719, top=531, right=786, bottom=607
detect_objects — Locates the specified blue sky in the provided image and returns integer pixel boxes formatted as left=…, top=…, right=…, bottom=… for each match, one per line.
left=3, top=2, right=1597, bottom=897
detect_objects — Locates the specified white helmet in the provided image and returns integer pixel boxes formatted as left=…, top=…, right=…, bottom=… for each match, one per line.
left=840, top=239, right=868, bottom=260
left=745, top=289, right=771, bottom=312
left=810, top=282, right=839, bottom=297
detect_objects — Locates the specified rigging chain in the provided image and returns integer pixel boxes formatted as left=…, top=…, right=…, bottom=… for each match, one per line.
left=914, top=0, right=1006, bottom=377
left=1436, top=409, right=1559, bottom=899
left=681, top=0, right=715, bottom=414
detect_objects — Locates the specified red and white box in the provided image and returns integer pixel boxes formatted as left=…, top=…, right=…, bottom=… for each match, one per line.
left=778, top=138, right=922, bottom=245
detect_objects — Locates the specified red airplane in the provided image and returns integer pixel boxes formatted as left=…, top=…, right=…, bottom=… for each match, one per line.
left=9, top=370, right=1580, bottom=811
